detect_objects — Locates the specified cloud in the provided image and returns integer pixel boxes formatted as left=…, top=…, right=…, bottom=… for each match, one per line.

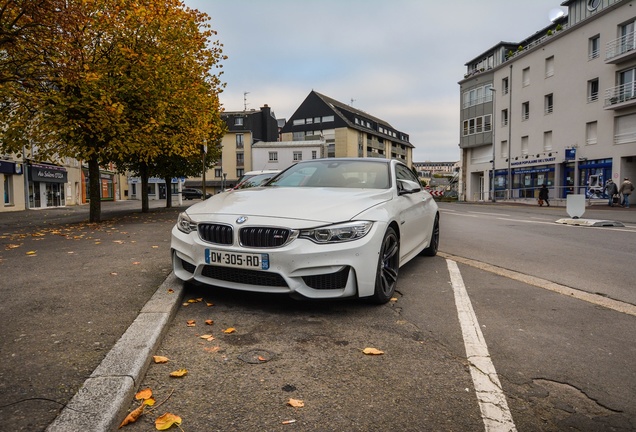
left=186, top=0, right=565, bottom=161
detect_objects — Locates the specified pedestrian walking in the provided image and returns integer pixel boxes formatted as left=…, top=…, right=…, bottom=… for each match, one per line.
left=619, top=177, right=634, bottom=208
left=539, top=184, right=550, bottom=207
left=604, top=179, right=619, bottom=207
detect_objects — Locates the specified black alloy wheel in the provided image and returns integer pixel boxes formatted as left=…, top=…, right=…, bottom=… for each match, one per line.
left=371, top=226, right=400, bottom=304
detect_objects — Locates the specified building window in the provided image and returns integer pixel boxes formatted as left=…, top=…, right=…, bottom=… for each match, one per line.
left=500, top=140, right=508, bottom=158
left=522, top=67, right=530, bottom=87
left=312, top=150, right=317, bottom=159
left=522, top=102, right=530, bottom=120
left=484, top=115, right=492, bottom=131
left=501, top=109, right=508, bottom=126
left=234, top=117, right=243, bottom=126
left=214, top=169, right=222, bottom=178
left=322, top=115, right=334, bottom=122
left=293, top=151, right=302, bottom=161
left=236, top=168, right=244, bottom=178
left=543, top=131, right=553, bottom=151
left=463, top=120, right=469, bottom=136
left=586, top=121, right=598, bottom=145
left=544, top=94, right=554, bottom=114
left=236, top=134, right=244, bottom=148
left=545, top=56, right=554, bottom=78
left=476, top=117, right=483, bottom=133
left=236, top=153, right=244, bottom=165
left=292, top=131, right=304, bottom=140
left=587, top=78, right=599, bottom=102
left=293, top=119, right=305, bottom=126
left=588, top=35, right=600, bottom=60
left=502, top=77, right=509, bottom=95
left=269, top=152, right=278, bottom=162
left=521, top=136, right=529, bottom=155
left=619, top=68, right=635, bottom=102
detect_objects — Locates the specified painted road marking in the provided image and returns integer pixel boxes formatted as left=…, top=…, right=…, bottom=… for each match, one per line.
left=441, top=252, right=636, bottom=317
left=447, top=259, right=517, bottom=432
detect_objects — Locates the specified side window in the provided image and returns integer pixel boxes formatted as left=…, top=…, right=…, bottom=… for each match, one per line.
left=395, top=164, right=421, bottom=192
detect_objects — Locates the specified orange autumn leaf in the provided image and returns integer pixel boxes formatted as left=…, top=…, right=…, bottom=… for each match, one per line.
left=169, top=369, right=188, bottom=377
left=199, top=334, right=215, bottom=341
left=135, top=388, right=153, bottom=400
left=206, top=302, right=214, bottom=307
left=362, top=347, right=385, bottom=355
left=155, top=412, right=182, bottom=430
left=186, top=320, right=196, bottom=327
left=167, top=289, right=174, bottom=294
left=287, top=398, right=305, bottom=408
left=153, top=355, right=169, bottom=364
left=223, top=327, right=236, bottom=334
left=119, top=404, right=144, bottom=428
left=26, top=250, right=37, bottom=255
left=205, top=319, right=214, bottom=325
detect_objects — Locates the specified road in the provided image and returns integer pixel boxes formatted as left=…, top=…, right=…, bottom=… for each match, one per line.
left=119, top=202, right=636, bottom=432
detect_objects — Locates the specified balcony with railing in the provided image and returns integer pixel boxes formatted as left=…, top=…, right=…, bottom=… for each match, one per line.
left=604, top=83, right=636, bottom=109
left=605, top=31, right=636, bottom=64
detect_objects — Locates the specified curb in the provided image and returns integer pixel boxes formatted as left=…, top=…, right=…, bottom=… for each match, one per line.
left=46, top=274, right=184, bottom=432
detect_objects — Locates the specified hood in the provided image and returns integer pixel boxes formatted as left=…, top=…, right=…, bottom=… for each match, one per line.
left=184, top=187, right=393, bottom=223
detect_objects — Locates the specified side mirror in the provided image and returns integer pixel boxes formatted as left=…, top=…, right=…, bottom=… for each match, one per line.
left=398, top=179, right=422, bottom=195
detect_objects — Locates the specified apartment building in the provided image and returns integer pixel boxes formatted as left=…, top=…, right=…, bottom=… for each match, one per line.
left=183, top=105, right=280, bottom=194
left=280, top=91, right=414, bottom=166
left=459, top=0, right=636, bottom=202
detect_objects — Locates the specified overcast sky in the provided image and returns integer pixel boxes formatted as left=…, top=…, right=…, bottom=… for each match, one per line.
left=182, top=0, right=567, bottom=162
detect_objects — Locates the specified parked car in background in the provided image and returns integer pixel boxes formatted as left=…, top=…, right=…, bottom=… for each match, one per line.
left=233, top=171, right=280, bottom=189
left=234, top=170, right=281, bottom=189
left=171, top=158, right=439, bottom=304
left=181, top=188, right=211, bottom=200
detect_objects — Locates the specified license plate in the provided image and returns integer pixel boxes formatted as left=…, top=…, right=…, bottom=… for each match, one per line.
left=205, top=249, right=270, bottom=270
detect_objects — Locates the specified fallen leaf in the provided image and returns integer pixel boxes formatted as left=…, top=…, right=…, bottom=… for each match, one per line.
left=205, top=320, right=214, bottom=325
left=155, top=412, right=182, bottom=430
left=144, top=397, right=156, bottom=406
left=5, top=243, right=22, bottom=250
left=152, top=245, right=159, bottom=249
left=199, top=334, right=215, bottom=341
left=132, top=261, right=140, bottom=265
left=111, top=272, right=118, bottom=276
left=113, top=240, right=124, bottom=244
left=287, top=398, right=304, bottom=408
left=362, top=347, right=384, bottom=355
left=153, top=355, right=169, bottom=364
left=118, top=405, right=144, bottom=428
left=186, top=320, right=196, bottom=327
left=167, top=289, right=174, bottom=294
left=94, top=241, right=101, bottom=245
left=203, top=346, right=220, bottom=353
left=136, top=388, right=153, bottom=400
left=223, top=327, right=236, bottom=334
left=282, top=419, right=297, bottom=425
left=206, top=302, right=214, bottom=307
left=169, top=369, right=188, bottom=377
left=258, top=356, right=267, bottom=362
left=26, top=250, right=37, bottom=255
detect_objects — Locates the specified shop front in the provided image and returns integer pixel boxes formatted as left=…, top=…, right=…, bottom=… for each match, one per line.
left=27, top=163, right=68, bottom=209
left=1, top=160, right=24, bottom=211
left=562, top=158, right=612, bottom=199
left=493, top=163, right=555, bottom=200
left=82, top=168, right=116, bottom=202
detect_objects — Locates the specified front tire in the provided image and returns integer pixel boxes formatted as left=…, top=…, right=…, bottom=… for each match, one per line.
left=370, top=227, right=400, bottom=304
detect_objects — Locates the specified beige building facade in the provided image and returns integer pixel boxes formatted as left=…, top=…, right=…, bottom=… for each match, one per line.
left=459, top=0, right=636, bottom=203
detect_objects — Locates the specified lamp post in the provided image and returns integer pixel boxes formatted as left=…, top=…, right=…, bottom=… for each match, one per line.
left=490, top=87, right=496, bottom=202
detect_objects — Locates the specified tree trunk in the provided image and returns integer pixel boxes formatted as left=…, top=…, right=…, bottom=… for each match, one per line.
left=88, top=155, right=101, bottom=223
left=141, top=162, right=149, bottom=213
left=165, top=176, right=172, bottom=208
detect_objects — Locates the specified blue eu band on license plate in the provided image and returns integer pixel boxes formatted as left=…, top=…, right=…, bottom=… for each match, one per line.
left=205, top=250, right=270, bottom=270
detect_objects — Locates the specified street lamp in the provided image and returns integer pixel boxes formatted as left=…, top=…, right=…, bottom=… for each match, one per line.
left=490, top=87, right=496, bottom=202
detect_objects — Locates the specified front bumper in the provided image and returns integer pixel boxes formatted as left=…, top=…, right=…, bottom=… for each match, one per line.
left=170, top=221, right=386, bottom=300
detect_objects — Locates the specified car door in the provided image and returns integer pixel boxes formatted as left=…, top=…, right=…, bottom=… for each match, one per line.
left=393, top=163, right=436, bottom=259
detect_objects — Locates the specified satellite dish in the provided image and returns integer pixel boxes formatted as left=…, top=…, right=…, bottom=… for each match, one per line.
left=549, top=8, right=565, bottom=22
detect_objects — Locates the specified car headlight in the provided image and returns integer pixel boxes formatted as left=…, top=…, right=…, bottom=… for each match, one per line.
left=299, top=221, right=373, bottom=243
left=177, top=212, right=197, bottom=234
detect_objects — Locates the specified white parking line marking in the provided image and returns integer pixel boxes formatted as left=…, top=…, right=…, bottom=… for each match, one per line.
left=447, top=259, right=517, bottom=432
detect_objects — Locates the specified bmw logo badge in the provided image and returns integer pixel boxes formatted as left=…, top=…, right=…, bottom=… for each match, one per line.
left=236, top=216, right=248, bottom=224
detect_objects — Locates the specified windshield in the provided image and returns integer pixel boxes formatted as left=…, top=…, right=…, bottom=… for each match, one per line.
left=267, top=160, right=390, bottom=189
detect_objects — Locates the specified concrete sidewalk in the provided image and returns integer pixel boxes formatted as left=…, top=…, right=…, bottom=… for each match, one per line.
left=0, top=200, right=190, bottom=431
